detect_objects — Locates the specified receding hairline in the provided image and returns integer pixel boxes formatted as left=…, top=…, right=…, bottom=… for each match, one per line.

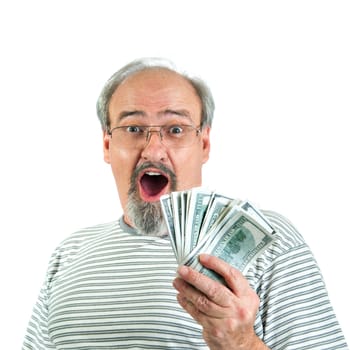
left=108, top=67, right=203, bottom=122
left=111, top=66, right=199, bottom=97
left=96, top=58, right=215, bottom=130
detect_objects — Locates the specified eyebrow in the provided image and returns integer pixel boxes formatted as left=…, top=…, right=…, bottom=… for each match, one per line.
left=118, top=110, right=146, bottom=120
left=118, top=109, right=192, bottom=121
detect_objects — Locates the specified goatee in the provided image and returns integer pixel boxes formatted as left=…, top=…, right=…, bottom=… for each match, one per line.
left=126, top=162, right=176, bottom=236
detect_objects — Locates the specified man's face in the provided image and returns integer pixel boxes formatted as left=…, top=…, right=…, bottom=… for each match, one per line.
left=103, top=68, right=211, bottom=232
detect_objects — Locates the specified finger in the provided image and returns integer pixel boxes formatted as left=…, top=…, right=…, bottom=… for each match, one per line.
left=176, top=293, right=203, bottom=323
left=176, top=265, right=234, bottom=307
left=173, top=278, right=227, bottom=318
left=199, top=254, right=251, bottom=297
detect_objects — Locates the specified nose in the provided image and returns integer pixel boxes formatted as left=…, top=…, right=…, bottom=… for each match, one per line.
left=141, top=129, right=168, bottom=162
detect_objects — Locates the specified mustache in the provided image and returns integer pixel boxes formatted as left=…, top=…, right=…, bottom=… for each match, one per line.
left=129, top=161, right=177, bottom=195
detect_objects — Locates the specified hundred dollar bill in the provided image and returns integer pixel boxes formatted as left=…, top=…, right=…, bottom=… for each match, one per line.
left=161, top=188, right=275, bottom=278
left=197, top=193, right=235, bottom=242
left=240, top=201, right=275, bottom=233
left=171, top=191, right=186, bottom=262
left=183, top=188, right=215, bottom=261
left=185, top=209, right=274, bottom=282
left=160, top=194, right=178, bottom=260
left=180, top=190, right=189, bottom=259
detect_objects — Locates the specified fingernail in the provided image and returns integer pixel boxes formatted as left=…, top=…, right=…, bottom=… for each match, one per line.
left=199, top=254, right=210, bottom=263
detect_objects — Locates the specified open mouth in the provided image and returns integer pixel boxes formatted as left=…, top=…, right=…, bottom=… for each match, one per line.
left=139, top=170, right=169, bottom=201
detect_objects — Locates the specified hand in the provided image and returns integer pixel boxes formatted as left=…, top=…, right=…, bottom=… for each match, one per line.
left=173, top=254, right=269, bottom=350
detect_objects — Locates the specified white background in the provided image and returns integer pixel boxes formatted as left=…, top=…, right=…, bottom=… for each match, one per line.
left=0, top=1, right=349, bottom=348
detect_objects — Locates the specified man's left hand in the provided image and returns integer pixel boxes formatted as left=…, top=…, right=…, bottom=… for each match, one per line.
left=172, top=254, right=269, bottom=350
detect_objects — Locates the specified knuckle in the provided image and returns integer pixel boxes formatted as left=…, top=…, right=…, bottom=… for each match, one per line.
left=195, top=294, right=211, bottom=311
left=204, top=326, right=225, bottom=340
left=206, top=284, right=220, bottom=300
left=236, top=304, right=250, bottom=321
left=191, top=270, right=201, bottom=284
left=228, top=266, right=240, bottom=281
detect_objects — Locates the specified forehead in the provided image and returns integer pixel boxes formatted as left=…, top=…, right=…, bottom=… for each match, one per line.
left=108, top=68, right=202, bottom=124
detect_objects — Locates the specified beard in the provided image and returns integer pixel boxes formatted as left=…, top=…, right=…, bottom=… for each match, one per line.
left=126, top=162, right=177, bottom=236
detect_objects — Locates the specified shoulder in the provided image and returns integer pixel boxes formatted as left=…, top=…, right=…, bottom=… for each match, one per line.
left=45, top=220, right=120, bottom=285
left=247, top=209, right=319, bottom=284
left=55, top=220, right=120, bottom=257
left=60, top=220, right=119, bottom=246
left=262, top=209, right=306, bottom=251
left=249, top=211, right=348, bottom=349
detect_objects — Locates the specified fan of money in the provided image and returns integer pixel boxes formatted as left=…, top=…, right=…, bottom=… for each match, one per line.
left=160, top=187, right=275, bottom=283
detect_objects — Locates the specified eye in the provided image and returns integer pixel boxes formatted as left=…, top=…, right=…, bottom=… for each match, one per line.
left=167, top=125, right=184, bottom=135
left=125, top=125, right=144, bottom=134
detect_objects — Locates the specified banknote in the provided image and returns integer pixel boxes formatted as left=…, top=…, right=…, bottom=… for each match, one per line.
left=160, top=194, right=177, bottom=259
left=186, top=211, right=274, bottom=282
left=183, top=188, right=214, bottom=260
left=160, top=188, right=275, bottom=281
left=197, top=193, right=236, bottom=243
left=171, top=191, right=183, bottom=261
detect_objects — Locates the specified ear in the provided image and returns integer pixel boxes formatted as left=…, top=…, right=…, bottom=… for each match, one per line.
left=103, top=131, right=111, bottom=164
left=201, top=126, right=211, bottom=164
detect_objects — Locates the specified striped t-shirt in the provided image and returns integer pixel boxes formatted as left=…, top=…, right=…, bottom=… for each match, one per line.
left=23, top=211, right=348, bottom=349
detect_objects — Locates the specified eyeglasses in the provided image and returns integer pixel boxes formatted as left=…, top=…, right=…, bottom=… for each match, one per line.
left=107, top=124, right=202, bottom=149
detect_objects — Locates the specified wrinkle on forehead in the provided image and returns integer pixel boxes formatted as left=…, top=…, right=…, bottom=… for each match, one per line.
left=109, top=69, right=202, bottom=126
left=117, top=108, right=193, bottom=123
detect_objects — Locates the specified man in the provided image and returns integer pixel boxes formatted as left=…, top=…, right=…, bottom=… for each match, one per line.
left=23, top=58, right=348, bottom=349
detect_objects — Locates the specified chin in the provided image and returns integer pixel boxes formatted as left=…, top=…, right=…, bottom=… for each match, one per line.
left=126, top=191, right=168, bottom=236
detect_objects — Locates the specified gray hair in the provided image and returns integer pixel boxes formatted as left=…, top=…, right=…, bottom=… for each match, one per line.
left=96, top=57, right=215, bottom=131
